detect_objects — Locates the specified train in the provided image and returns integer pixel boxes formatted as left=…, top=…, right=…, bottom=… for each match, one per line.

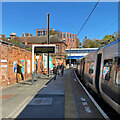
left=76, top=39, right=120, bottom=114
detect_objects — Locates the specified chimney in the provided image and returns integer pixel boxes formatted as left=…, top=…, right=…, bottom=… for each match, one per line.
left=10, top=33, right=16, bottom=39
left=23, top=32, right=25, bottom=37
left=25, top=42, right=27, bottom=45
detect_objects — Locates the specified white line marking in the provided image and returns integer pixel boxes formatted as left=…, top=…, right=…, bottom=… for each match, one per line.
left=82, top=101, right=88, bottom=106
left=74, top=71, right=110, bottom=120
left=84, top=106, right=92, bottom=113
left=81, top=97, right=86, bottom=102
left=74, top=79, right=77, bottom=82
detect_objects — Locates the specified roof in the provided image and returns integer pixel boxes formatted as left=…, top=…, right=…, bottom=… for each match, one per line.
left=103, top=39, right=120, bottom=49
left=65, top=48, right=98, bottom=51
left=14, top=35, right=67, bottom=46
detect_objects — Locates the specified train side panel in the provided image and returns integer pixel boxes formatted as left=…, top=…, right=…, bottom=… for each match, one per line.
left=99, top=39, right=120, bottom=114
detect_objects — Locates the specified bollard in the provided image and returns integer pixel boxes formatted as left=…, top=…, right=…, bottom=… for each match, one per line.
left=32, top=72, right=34, bottom=85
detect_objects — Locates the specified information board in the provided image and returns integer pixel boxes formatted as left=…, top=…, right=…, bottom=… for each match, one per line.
left=34, top=46, right=55, bottom=53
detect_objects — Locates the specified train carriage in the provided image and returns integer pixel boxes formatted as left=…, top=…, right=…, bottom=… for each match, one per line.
left=99, top=39, right=120, bottom=114
left=76, top=39, right=120, bottom=114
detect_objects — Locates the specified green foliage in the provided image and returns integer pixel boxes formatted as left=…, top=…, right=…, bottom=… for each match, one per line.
left=50, top=31, right=58, bottom=35
left=83, top=39, right=96, bottom=48
left=26, top=47, right=32, bottom=51
left=83, top=33, right=118, bottom=48
left=10, top=39, right=21, bottom=46
left=76, top=38, right=81, bottom=48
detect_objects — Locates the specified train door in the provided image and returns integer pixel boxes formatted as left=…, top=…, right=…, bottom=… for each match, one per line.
left=82, top=58, right=85, bottom=80
left=95, top=53, right=102, bottom=94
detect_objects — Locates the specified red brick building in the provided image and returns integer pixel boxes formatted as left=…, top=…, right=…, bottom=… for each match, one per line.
left=36, top=28, right=77, bottom=49
left=0, top=39, right=41, bottom=87
left=15, top=35, right=67, bottom=67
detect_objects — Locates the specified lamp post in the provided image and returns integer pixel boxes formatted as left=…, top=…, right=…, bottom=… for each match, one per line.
left=47, top=13, right=50, bottom=77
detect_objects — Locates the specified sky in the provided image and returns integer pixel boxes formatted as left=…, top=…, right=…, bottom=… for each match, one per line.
left=2, top=1, right=118, bottom=43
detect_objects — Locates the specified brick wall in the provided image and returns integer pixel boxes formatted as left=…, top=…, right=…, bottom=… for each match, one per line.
left=0, top=43, right=42, bottom=87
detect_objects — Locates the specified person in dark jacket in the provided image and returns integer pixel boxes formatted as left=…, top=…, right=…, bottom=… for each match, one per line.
left=53, top=64, right=57, bottom=80
left=57, top=63, right=61, bottom=75
left=60, top=63, right=64, bottom=75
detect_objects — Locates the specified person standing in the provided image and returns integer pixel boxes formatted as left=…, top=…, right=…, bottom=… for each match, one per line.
left=53, top=64, right=57, bottom=80
left=60, top=63, right=64, bottom=75
left=57, top=63, right=61, bottom=75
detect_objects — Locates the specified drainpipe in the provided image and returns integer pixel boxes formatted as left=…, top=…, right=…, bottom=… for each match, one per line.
left=7, top=44, right=10, bottom=85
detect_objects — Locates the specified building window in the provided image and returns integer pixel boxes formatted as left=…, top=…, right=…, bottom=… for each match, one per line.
left=63, top=38, right=65, bottom=42
left=70, top=34, right=71, bottom=38
left=68, top=39, right=69, bottom=42
left=38, top=31, right=40, bottom=36
left=67, top=33, right=69, bottom=38
left=43, top=31, right=45, bottom=36
left=63, top=33, right=65, bottom=38
left=56, top=45, right=59, bottom=53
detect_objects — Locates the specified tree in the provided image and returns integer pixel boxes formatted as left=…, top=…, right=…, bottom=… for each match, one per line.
left=76, top=38, right=81, bottom=48
left=83, top=39, right=96, bottom=48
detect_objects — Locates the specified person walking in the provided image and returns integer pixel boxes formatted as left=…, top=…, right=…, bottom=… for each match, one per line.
left=53, top=64, right=57, bottom=80
left=60, top=63, right=64, bottom=75
left=57, top=63, right=61, bottom=75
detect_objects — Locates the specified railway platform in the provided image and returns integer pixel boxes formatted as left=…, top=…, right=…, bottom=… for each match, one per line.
left=16, top=68, right=108, bottom=119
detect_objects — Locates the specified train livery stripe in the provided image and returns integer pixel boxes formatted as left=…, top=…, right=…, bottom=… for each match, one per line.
left=74, top=71, right=110, bottom=120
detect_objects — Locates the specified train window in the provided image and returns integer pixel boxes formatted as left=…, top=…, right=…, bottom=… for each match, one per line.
left=102, top=66, right=111, bottom=81
left=116, top=67, right=120, bottom=85
left=89, top=66, right=94, bottom=75
left=104, top=59, right=113, bottom=65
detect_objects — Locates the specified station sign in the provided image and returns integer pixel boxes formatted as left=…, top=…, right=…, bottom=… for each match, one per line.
left=34, top=45, right=55, bottom=53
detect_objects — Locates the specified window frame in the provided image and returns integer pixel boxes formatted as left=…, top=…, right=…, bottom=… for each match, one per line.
left=115, top=66, right=120, bottom=85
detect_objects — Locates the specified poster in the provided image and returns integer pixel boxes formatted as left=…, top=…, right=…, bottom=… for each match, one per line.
left=21, top=59, right=25, bottom=74
left=27, top=60, right=30, bottom=73
left=13, top=61, right=17, bottom=72
left=43, top=54, right=53, bottom=72
left=102, top=67, right=110, bottom=79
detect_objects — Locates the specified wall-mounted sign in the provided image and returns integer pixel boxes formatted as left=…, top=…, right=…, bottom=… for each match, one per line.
left=21, top=59, right=25, bottom=74
left=1, top=60, right=7, bottom=62
left=13, top=61, right=17, bottom=72
left=36, top=56, right=39, bottom=59
left=1, top=65, right=7, bottom=68
left=34, top=45, right=55, bottom=53
left=27, top=60, right=30, bottom=73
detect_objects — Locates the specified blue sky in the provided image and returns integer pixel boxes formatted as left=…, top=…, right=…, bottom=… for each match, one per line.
left=2, top=2, right=118, bottom=43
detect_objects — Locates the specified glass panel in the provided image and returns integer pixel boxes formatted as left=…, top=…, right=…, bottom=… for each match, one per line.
left=56, top=45, right=59, bottom=53
left=116, top=70, right=120, bottom=84
left=104, top=59, right=113, bottom=65
left=63, top=33, right=65, bottom=38
left=102, top=66, right=111, bottom=81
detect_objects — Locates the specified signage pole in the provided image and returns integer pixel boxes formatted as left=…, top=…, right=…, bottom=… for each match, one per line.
left=47, top=13, right=50, bottom=77
left=32, top=45, right=34, bottom=85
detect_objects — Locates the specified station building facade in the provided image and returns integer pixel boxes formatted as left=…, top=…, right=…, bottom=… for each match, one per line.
left=36, top=28, right=77, bottom=49
left=65, top=48, right=99, bottom=65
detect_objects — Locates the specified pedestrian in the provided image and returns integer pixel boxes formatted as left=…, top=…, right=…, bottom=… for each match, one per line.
left=53, top=64, right=57, bottom=80
left=60, top=62, right=64, bottom=75
left=17, top=60, right=24, bottom=81
left=57, top=63, right=61, bottom=75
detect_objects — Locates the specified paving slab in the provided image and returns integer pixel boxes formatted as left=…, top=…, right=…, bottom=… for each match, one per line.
left=17, top=74, right=66, bottom=119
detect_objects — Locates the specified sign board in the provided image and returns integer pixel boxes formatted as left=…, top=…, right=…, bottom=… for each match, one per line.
left=21, top=59, right=25, bottom=74
left=27, top=60, right=30, bottom=73
left=1, top=65, right=7, bottom=68
left=13, top=61, right=17, bottom=72
left=1, top=60, right=7, bottom=62
left=43, top=54, right=53, bottom=72
left=34, top=45, right=55, bottom=53
left=36, top=56, right=39, bottom=59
